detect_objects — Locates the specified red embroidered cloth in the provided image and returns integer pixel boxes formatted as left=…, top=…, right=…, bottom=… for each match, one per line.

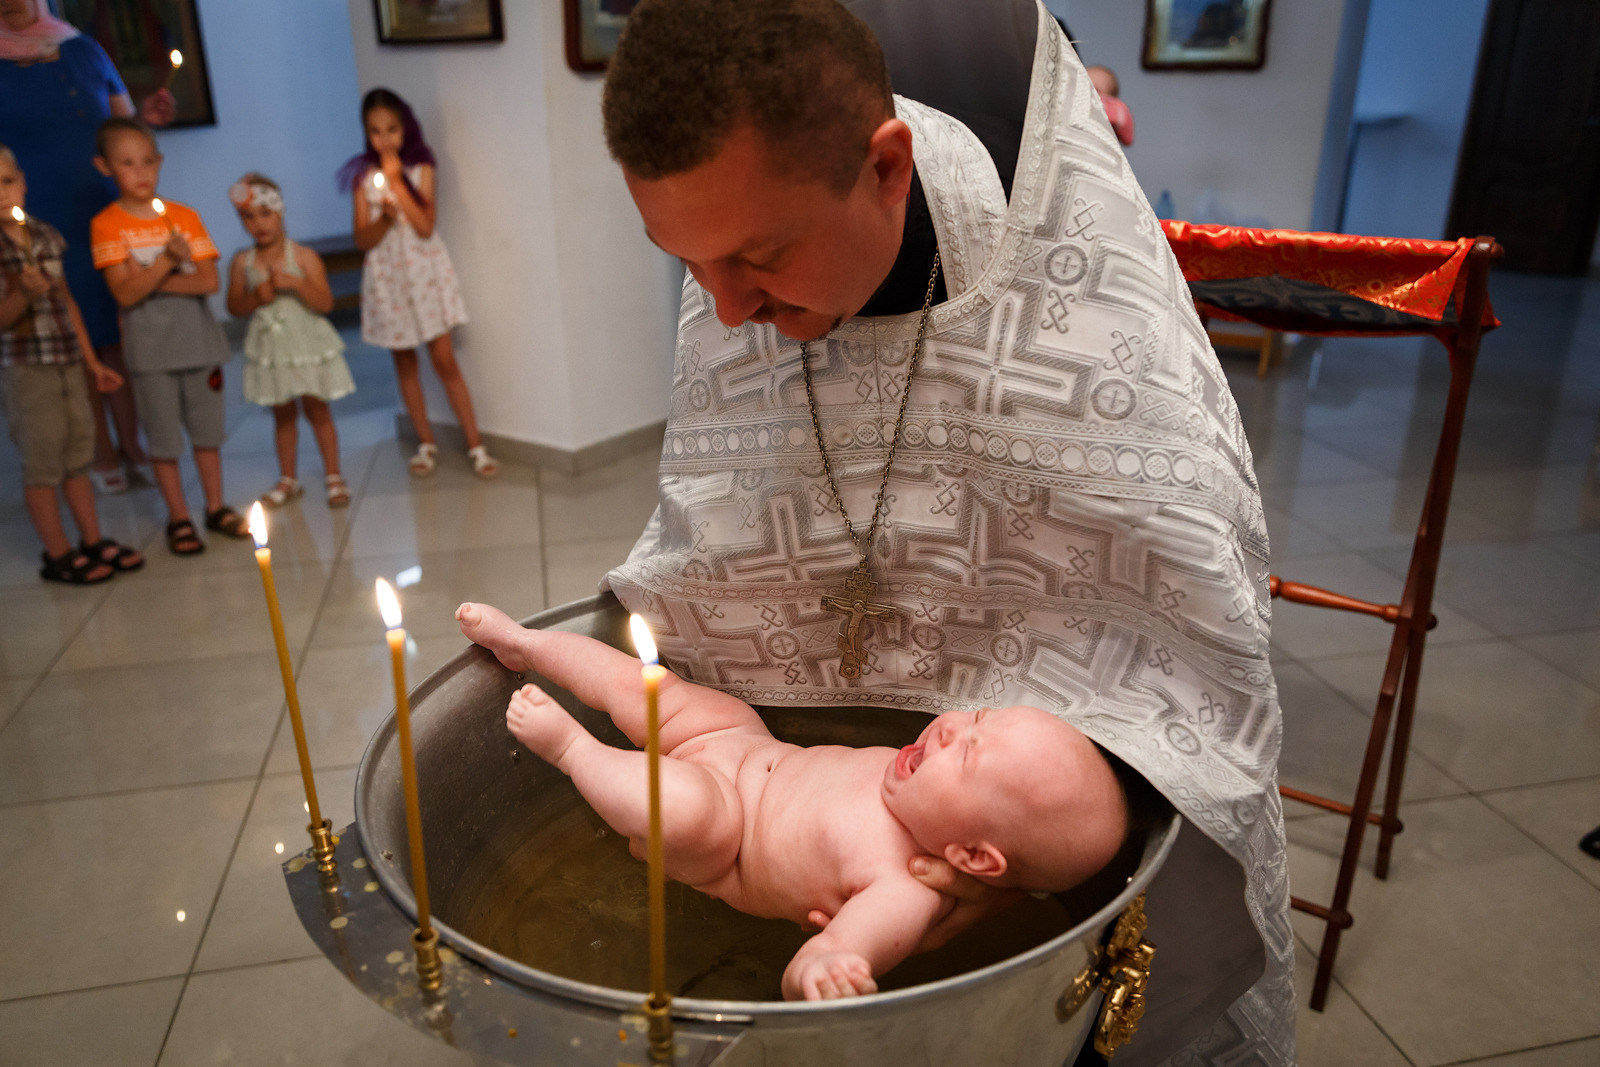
left=1162, top=221, right=1499, bottom=340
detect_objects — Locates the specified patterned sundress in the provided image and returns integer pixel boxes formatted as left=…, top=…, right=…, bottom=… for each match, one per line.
left=358, top=165, right=469, bottom=350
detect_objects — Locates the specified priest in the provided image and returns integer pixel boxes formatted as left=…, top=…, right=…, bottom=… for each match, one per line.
left=599, top=2, right=1294, bottom=1064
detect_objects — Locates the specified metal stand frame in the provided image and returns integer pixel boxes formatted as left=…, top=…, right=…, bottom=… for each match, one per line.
left=1268, top=238, right=1501, bottom=1010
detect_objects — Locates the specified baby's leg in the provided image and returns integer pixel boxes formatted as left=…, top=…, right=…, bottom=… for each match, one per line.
left=461, top=602, right=767, bottom=753
left=508, top=682, right=743, bottom=887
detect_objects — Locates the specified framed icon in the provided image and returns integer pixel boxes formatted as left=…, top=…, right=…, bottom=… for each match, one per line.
left=374, top=0, right=505, bottom=45
left=1142, top=0, right=1273, bottom=72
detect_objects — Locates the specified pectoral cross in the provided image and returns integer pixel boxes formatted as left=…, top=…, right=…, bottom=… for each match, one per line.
left=821, top=560, right=896, bottom=679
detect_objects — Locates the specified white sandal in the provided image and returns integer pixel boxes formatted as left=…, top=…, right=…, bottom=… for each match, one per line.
left=467, top=445, right=499, bottom=479
left=325, top=474, right=351, bottom=508
left=261, top=477, right=303, bottom=508
left=408, top=442, right=438, bottom=477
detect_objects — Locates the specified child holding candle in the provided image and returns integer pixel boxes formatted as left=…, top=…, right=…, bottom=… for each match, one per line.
left=226, top=173, right=356, bottom=508
left=458, top=601, right=1128, bottom=1002
left=337, top=88, right=497, bottom=479
left=0, top=143, right=144, bottom=582
left=90, top=117, right=248, bottom=554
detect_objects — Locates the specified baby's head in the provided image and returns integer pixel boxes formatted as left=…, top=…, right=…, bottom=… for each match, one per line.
left=881, top=705, right=1127, bottom=891
left=229, top=173, right=285, bottom=246
left=1086, top=65, right=1119, bottom=99
left=94, top=117, right=162, bottom=202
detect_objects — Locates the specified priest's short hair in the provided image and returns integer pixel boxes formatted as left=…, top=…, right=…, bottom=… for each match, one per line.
left=603, top=0, right=894, bottom=192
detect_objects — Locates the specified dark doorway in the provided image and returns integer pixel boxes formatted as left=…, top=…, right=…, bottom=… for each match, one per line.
left=1446, top=0, right=1600, bottom=274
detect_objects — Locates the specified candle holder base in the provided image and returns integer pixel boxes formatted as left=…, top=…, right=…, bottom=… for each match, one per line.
left=308, top=819, right=338, bottom=877
left=413, top=927, right=443, bottom=991
left=646, top=993, right=675, bottom=1063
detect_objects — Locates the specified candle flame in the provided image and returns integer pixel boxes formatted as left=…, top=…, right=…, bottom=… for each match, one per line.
left=629, top=614, right=659, bottom=666
left=372, top=172, right=386, bottom=189
left=248, top=501, right=268, bottom=548
left=151, top=197, right=166, bottom=215
left=170, top=49, right=183, bottom=68
left=9, top=206, right=22, bottom=224
left=376, top=577, right=403, bottom=630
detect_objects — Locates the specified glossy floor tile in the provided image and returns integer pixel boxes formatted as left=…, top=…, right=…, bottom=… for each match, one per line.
left=1, top=275, right=1598, bottom=1065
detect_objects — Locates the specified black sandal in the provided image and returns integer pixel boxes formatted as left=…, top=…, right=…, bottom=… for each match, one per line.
left=166, top=519, right=206, bottom=556
left=80, top=537, right=145, bottom=573
left=204, top=506, right=251, bottom=539
left=40, top=548, right=115, bottom=584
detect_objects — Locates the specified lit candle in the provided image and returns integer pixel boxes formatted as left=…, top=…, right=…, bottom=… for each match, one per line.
left=163, top=48, right=183, bottom=90
left=251, top=504, right=336, bottom=872
left=629, top=614, right=673, bottom=1059
left=377, top=577, right=442, bottom=990
left=150, top=196, right=177, bottom=236
left=8, top=206, right=33, bottom=267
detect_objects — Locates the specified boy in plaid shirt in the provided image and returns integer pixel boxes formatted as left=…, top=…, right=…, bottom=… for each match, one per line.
left=0, top=144, right=143, bottom=583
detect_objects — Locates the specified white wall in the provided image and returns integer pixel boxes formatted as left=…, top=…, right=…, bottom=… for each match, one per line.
left=1050, top=0, right=1348, bottom=229
left=1339, top=0, right=1491, bottom=239
left=345, top=0, right=679, bottom=454
left=156, top=0, right=361, bottom=308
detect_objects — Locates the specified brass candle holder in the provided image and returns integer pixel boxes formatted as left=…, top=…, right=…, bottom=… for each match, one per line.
left=630, top=615, right=675, bottom=1064
left=250, top=504, right=336, bottom=876
left=377, top=578, right=442, bottom=992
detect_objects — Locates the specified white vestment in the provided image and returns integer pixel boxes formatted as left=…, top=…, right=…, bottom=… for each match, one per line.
left=605, top=6, right=1295, bottom=1064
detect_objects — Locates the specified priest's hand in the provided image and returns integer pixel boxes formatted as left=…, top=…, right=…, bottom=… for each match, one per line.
left=904, top=856, right=1024, bottom=951
left=806, top=858, right=1024, bottom=954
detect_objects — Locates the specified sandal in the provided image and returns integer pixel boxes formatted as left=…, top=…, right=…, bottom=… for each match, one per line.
left=261, top=477, right=303, bottom=508
left=89, top=466, right=128, bottom=495
left=325, top=474, right=351, bottom=508
left=408, top=442, right=438, bottom=477
left=40, top=548, right=115, bottom=584
left=467, top=445, right=500, bottom=479
left=165, top=519, right=205, bottom=556
left=204, top=506, right=252, bottom=539
left=79, top=538, right=145, bottom=573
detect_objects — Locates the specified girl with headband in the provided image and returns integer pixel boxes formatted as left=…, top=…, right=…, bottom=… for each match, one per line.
left=225, top=172, right=357, bottom=508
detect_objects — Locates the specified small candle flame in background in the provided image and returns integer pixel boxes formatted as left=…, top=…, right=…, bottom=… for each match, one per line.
left=630, top=615, right=659, bottom=666
left=170, top=48, right=183, bottom=68
left=372, top=172, right=386, bottom=191
left=376, top=578, right=403, bottom=630
left=151, top=197, right=167, bottom=215
left=9, top=206, right=22, bottom=224
left=248, top=501, right=268, bottom=549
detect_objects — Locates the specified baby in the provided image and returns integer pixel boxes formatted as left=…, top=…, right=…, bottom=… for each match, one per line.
left=458, top=603, right=1128, bottom=1001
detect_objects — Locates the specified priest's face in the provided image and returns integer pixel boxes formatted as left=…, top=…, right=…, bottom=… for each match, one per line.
left=624, top=122, right=915, bottom=341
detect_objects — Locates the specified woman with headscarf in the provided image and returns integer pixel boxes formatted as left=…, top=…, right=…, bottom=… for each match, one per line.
left=0, top=0, right=173, bottom=493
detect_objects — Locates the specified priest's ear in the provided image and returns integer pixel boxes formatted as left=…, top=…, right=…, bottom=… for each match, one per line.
left=944, top=841, right=1009, bottom=881
left=864, top=119, right=915, bottom=208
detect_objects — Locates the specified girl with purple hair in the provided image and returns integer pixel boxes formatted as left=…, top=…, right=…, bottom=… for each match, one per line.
left=341, top=88, right=497, bottom=477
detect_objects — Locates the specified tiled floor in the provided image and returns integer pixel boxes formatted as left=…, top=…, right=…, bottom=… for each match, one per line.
left=1, top=270, right=1598, bottom=1065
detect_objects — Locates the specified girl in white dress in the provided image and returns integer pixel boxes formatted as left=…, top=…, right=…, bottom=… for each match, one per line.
left=225, top=174, right=356, bottom=507
left=339, top=88, right=497, bottom=477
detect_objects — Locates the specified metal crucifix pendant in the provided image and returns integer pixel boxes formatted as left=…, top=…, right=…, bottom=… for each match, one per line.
left=821, top=560, right=896, bottom=679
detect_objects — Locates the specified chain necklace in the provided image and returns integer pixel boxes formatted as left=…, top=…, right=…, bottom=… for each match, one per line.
left=802, top=249, right=941, bottom=678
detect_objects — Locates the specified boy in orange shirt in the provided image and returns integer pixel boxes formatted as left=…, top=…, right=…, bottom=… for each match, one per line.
left=90, top=117, right=247, bottom=554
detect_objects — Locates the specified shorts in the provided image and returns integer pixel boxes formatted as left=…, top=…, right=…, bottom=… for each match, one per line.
left=0, top=363, right=95, bottom=487
left=131, top=365, right=226, bottom=459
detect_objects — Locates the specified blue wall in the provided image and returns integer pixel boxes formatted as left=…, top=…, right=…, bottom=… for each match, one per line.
left=1339, top=0, right=1491, bottom=239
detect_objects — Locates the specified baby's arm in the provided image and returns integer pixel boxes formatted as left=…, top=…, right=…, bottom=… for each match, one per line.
left=459, top=602, right=767, bottom=753
left=224, top=252, right=258, bottom=317
left=781, top=874, right=950, bottom=1000
left=279, top=245, right=335, bottom=314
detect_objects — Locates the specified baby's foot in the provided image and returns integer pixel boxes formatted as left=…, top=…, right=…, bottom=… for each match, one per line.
left=457, top=602, right=537, bottom=674
left=507, top=683, right=583, bottom=767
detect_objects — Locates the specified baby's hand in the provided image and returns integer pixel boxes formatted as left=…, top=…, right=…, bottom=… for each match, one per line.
left=268, top=268, right=298, bottom=294
left=254, top=279, right=275, bottom=305
left=17, top=264, right=51, bottom=297
left=786, top=952, right=877, bottom=1001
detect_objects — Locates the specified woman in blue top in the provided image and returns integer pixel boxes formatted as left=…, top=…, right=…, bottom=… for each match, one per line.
left=0, top=0, right=173, bottom=493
